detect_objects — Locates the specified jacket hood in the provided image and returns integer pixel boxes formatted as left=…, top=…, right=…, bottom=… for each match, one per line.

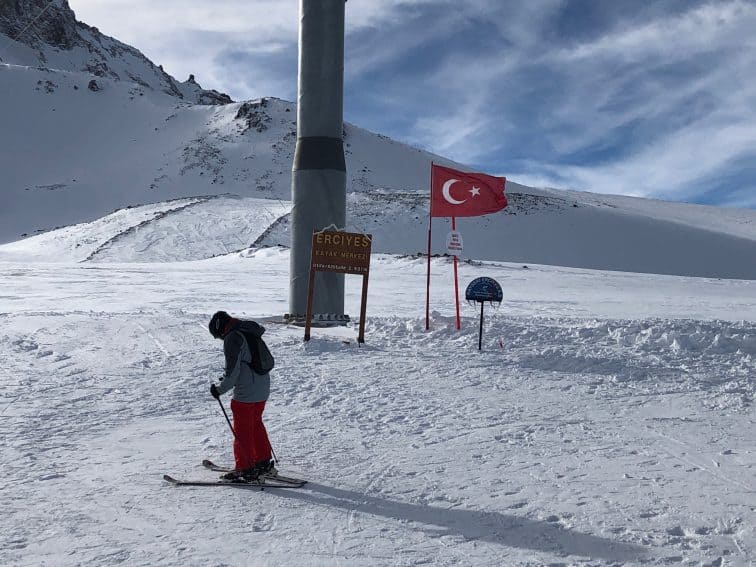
left=235, top=320, right=266, bottom=338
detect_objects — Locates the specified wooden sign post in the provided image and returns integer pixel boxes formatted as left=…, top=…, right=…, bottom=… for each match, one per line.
left=304, top=230, right=372, bottom=343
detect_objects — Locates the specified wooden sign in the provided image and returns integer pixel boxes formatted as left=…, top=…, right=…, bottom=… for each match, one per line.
left=305, top=230, right=372, bottom=343
left=310, top=230, right=372, bottom=274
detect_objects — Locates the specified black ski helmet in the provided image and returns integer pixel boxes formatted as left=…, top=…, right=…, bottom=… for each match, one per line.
left=208, top=311, right=230, bottom=339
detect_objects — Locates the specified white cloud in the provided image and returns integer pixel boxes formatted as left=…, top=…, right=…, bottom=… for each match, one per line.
left=516, top=104, right=756, bottom=203
left=398, top=1, right=756, bottom=206
left=556, top=1, right=756, bottom=63
left=70, top=0, right=298, bottom=94
left=66, top=0, right=756, bottom=207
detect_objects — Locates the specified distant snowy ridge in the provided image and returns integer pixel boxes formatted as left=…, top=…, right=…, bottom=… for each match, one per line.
left=3, top=190, right=755, bottom=281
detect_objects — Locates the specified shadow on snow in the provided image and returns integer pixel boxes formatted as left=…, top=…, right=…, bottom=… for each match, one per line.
left=270, top=481, right=647, bottom=561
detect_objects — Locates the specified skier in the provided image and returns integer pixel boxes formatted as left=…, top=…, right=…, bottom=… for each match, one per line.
left=208, top=310, right=276, bottom=481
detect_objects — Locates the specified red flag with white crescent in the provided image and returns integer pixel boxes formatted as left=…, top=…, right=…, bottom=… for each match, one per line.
left=430, top=164, right=507, bottom=218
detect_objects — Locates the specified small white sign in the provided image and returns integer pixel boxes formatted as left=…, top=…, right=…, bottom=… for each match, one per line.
left=445, top=230, right=463, bottom=256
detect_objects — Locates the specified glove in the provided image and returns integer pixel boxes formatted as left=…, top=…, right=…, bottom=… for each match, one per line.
left=210, top=384, right=220, bottom=399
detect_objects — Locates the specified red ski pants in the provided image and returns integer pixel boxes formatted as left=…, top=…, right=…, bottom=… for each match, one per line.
left=230, top=399, right=272, bottom=470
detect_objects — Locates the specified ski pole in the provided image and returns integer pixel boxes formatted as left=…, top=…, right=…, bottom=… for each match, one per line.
left=216, top=396, right=236, bottom=437
left=269, top=442, right=279, bottom=465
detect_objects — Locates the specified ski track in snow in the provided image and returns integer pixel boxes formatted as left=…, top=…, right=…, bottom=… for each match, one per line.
left=0, top=252, right=754, bottom=566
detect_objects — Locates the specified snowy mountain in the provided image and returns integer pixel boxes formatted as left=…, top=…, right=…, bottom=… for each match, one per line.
left=0, top=0, right=231, bottom=104
left=1, top=5, right=755, bottom=565
left=1, top=0, right=755, bottom=280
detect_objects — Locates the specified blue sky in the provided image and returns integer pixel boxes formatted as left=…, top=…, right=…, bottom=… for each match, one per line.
left=70, top=0, right=756, bottom=209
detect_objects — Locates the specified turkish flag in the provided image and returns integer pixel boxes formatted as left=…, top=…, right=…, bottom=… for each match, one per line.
left=431, top=164, right=507, bottom=218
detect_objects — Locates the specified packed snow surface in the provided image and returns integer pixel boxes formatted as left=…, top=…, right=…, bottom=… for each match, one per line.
left=1, top=246, right=754, bottom=566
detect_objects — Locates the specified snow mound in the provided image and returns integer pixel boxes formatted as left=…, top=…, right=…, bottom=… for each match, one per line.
left=0, top=196, right=291, bottom=263
left=88, top=196, right=290, bottom=263
left=3, top=188, right=756, bottom=279
left=0, top=198, right=205, bottom=262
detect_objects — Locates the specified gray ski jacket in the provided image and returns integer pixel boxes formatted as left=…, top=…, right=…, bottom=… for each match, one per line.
left=216, top=320, right=271, bottom=403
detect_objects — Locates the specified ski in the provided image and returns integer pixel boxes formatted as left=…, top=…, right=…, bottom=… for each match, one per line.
left=163, top=474, right=305, bottom=488
left=201, top=458, right=235, bottom=473
left=201, top=459, right=307, bottom=486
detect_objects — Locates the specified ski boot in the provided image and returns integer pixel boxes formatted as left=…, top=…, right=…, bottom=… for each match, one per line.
left=220, top=467, right=259, bottom=482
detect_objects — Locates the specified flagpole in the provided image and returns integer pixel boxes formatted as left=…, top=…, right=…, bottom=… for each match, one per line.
left=426, top=162, right=433, bottom=330
left=451, top=216, right=461, bottom=330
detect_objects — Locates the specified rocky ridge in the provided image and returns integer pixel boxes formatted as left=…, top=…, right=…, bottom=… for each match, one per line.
left=0, top=0, right=231, bottom=105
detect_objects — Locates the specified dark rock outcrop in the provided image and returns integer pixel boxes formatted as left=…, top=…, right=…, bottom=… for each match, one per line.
left=0, top=0, right=233, bottom=105
left=0, top=0, right=81, bottom=50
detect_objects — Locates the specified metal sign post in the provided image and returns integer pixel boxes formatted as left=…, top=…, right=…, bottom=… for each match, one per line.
left=447, top=222, right=463, bottom=330
left=465, top=277, right=503, bottom=351
left=305, top=230, right=372, bottom=343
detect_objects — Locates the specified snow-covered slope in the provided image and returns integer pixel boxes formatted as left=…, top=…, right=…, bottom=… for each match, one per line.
left=1, top=0, right=755, bottom=280
left=2, top=185, right=755, bottom=279
left=0, top=196, right=292, bottom=263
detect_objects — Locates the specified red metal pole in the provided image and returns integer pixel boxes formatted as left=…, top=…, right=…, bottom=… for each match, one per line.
left=452, top=216, right=460, bottom=330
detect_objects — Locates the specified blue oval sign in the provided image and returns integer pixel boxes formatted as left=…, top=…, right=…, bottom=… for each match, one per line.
left=465, top=277, right=503, bottom=303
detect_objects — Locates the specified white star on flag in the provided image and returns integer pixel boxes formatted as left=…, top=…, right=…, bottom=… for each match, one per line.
left=469, top=186, right=481, bottom=197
